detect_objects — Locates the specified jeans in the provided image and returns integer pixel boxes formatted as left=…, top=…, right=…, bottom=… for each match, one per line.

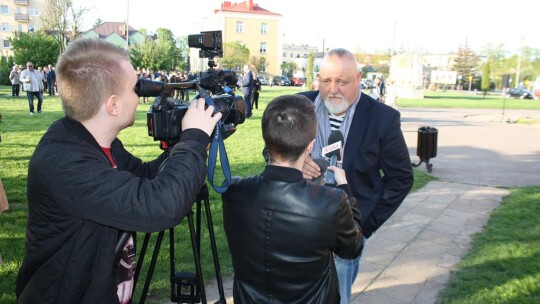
left=243, top=91, right=252, bottom=116
left=27, top=91, right=43, bottom=113
left=48, top=81, right=55, bottom=96
left=336, top=237, right=365, bottom=303
left=12, top=84, right=20, bottom=96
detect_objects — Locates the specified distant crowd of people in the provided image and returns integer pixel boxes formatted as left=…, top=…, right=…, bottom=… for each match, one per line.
left=9, top=62, right=57, bottom=114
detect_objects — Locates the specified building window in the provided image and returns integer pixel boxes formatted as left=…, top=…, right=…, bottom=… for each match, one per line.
left=2, top=23, right=9, bottom=31
left=28, top=24, right=37, bottom=32
left=236, top=21, right=243, bottom=33
left=3, top=40, right=10, bottom=48
left=1, top=6, right=8, bottom=14
left=18, top=24, right=23, bottom=32
left=260, top=42, right=267, bottom=54
left=260, top=23, right=267, bottom=35
left=27, top=7, right=39, bottom=16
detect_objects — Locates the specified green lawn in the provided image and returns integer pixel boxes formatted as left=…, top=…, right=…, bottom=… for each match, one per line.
left=438, top=187, right=540, bottom=304
left=1, top=86, right=538, bottom=303
left=397, top=90, right=540, bottom=110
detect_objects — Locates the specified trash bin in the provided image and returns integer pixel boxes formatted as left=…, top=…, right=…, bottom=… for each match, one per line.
left=412, top=126, right=437, bottom=172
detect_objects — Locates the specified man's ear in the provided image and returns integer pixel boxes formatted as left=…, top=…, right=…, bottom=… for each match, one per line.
left=105, top=95, right=119, bottom=116
left=307, top=139, right=316, bottom=154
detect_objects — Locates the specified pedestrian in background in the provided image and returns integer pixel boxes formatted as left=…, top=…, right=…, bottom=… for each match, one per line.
left=20, top=62, right=44, bottom=114
left=370, top=76, right=385, bottom=102
left=46, top=65, right=56, bottom=96
left=241, top=64, right=254, bottom=118
left=9, top=65, right=20, bottom=97
left=252, top=73, right=261, bottom=110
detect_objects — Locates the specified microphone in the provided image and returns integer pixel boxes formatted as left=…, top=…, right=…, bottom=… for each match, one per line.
left=311, top=158, right=329, bottom=185
left=322, top=130, right=344, bottom=186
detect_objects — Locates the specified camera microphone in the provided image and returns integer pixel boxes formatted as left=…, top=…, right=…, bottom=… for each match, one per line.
left=322, top=130, right=344, bottom=186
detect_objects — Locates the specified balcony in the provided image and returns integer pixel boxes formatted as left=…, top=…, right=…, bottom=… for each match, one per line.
left=14, top=13, right=29, bottom=22
left=14, top=0, right=29, bottom=5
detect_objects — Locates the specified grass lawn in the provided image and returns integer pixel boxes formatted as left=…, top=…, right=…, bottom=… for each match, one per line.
left=0, top=85, right=538, bottom=303
left=438, top=186, right=540, bottom=304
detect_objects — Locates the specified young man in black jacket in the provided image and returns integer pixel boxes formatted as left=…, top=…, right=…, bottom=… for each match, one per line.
left=222, top=94, right=363, bottom=303
left=16, top=38, right=221, bottom=303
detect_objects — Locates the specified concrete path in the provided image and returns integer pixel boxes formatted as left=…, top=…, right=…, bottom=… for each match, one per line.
left=204, top=108, right=540, bottom=304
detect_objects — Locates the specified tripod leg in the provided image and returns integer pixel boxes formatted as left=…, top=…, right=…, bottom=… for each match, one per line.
left=169, top=228, right=175, bottom=302
left=133, top=232, right=151, bottom=295
left=203, top=195, right=227, bottom=303
left=189, top=210, right=207, bottom=304
left=139, top=231, right=165, bottom=304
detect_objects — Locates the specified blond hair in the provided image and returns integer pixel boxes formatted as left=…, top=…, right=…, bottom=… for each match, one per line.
left=56, top=38, right=129, bottom=121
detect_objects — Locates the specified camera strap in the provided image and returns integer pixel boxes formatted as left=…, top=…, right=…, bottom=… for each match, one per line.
left=199, top=93, right=232, bottom=193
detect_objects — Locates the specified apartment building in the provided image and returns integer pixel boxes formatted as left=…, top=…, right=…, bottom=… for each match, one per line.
left=197, top=0, right=282, bottom=76
left=282, top=43, right=319, bottom=76
left=0, top=0, right=46, bottom=56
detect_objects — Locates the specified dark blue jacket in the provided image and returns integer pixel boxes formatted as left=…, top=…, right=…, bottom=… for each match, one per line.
left=299, top=91, right=413, bottom=238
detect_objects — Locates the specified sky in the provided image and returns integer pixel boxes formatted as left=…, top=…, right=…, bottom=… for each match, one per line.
left=74, top=0, right=540, bottom=55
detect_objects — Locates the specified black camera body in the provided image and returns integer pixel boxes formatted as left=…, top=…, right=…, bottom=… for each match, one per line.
left=138, top=30, right=245, bottom=151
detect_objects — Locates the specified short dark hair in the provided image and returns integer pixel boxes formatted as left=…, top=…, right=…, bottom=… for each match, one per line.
left=262, top=95, right=317, bottom=163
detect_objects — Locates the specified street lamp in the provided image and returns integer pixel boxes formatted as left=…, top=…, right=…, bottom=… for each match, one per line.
left=125, top=0, right=130, bottom=49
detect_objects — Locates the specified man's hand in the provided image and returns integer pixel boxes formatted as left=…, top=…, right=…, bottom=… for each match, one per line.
left=328, top=166, right=348, bottom=186
left=182, top=98, right=222, bottom=136
left=302, top=156, right=321, bottom=180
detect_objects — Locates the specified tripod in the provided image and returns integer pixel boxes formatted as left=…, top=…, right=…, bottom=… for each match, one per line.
left=132, top=183, right=226, bottom=304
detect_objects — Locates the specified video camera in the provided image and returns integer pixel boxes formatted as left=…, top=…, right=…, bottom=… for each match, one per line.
left=136, top=30, right=245, bottom=151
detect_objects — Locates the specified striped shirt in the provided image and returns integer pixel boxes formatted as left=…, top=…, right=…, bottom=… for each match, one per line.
left=329, top=112, right=346, bottom=131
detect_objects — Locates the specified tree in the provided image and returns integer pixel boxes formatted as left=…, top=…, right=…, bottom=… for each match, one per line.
left=280, top=62, right=298, bottom=77
left=0, top=56, right=15, bottom=85
left=155, top=28, right=177, bottom=71
left=249, top=56, right=267, bottom=74
left=9, top=32, right=60, bottom=68
left=481, top=57, right=491, bottom=96
left=175, top=36, right=189, bottom=72
left=129, top=37, right=170, bottom=72
left=306, top=52, right=315, bottom=89
left=93, top=18, right=103, bottom=28
left=452, top=45, right=478, bottom=90
left=40, top=0, right=88, bottom=53
left=221, top=42, right=249, bottom=71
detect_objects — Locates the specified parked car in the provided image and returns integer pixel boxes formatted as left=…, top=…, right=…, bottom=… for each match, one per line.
left=507, top=88, right=533, bottom=99
left=290, top=77, right=306, bottom=86
left=257, top=75, right=268, bottom=86
left=273, top=75, right=291, bottom=86
left=360, top=79, right=373, bottom=90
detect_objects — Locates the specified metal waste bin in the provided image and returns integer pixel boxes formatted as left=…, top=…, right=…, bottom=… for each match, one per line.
left=412, top=126, right=438, bottom=172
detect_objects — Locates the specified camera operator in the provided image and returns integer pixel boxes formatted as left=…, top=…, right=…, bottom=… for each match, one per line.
left=16, top=38, right=221, bottom=304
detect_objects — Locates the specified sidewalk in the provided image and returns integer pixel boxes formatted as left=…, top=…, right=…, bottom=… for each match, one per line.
left=350, top=181, right=508, bottom=303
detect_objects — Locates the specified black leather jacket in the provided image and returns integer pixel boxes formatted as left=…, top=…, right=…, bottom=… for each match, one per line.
left=222, top=165, right=363, bottom=304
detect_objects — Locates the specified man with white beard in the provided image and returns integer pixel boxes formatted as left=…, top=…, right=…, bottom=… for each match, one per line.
left=300, top=48, right=414, bottom=304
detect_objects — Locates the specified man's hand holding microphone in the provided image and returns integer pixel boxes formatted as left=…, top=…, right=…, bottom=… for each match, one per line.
left=303, top=130, right=348, bottom=186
